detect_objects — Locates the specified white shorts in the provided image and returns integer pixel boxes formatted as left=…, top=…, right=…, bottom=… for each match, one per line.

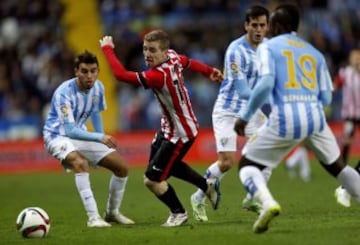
left=212, top=110, right=267, bottom=152
left=243, top=123, right=340, bottom=168
left=44, top=136, right=115, bottom=167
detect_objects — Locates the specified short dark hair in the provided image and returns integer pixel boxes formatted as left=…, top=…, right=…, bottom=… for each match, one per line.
left=144, top=29, right=170, bottom=50
left=272, top=4, right=300, bottom=32
left=245, top=5, right=269, bottom=23
left=74, top=50, right=99, bottom=68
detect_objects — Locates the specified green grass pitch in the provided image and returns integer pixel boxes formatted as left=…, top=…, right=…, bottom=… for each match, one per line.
left=1, top=161, right=359, bottom=245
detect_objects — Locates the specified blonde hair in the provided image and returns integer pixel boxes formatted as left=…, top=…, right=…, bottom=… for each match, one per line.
left=144, top=30, right=170, bottom=50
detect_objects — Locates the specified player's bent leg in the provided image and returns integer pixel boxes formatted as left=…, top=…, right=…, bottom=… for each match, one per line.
left=239, top=157, right=281, bottom=233
left=190, top=156, right=231, bottom=221
left=99, top=152, right=134, bottom=224
left=335, top=166, right=360, bottom=204
left=98, top=151, right=128, bottom=177
left=66, top=153, right=105, bottom=227
left=321, top=157, right=360, bottom=205
left=144, top=176, right=188, bottom=226
left=242, top=167, right=271, bottom=214
left=335, top=160, right=360, bottom=207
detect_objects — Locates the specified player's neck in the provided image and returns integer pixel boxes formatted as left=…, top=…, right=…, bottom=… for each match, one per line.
left=75, top=79, right=90, bottom=94
left=246, top=35, right=259, bottom=49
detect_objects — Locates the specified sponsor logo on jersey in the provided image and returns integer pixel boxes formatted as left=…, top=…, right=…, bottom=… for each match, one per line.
left=92, top=95, right=99, bottom=105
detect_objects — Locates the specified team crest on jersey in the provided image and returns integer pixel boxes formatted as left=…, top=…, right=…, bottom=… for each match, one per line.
left=230, top=63, right=238, bottom=71
left=92, top=95, right=99, bottom=104
left=60, top=104, right=69, bottom=118
left=220, top=137, right=228, bottom=147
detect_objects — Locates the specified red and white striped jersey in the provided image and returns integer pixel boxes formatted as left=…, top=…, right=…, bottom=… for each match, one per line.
left=140, top=50, right=199, bottom=143
left=102, top=46, right=215, bottom=143
left=338, top=66, right=360, bottom=119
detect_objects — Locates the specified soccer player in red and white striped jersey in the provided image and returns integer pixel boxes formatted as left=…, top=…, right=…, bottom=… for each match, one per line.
left=334, top=48, right=360, bottom=207
left=335, top=49, right=360, bottom=164
left=100, top=30, right=223, bottom=226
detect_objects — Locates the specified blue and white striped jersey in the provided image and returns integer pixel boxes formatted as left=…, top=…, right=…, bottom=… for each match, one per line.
left=257, top=33, right=333, bottom=139
left=214, top=35, right=261, bottom=115
left=43, top=78, right=106, bottom=141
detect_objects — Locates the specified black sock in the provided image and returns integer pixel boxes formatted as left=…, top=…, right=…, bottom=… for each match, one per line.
left=171, top=161, right=208, bottom=192
left=156, top=184, right=185, bottom=213
left=342, top=144, right=350, bottom=164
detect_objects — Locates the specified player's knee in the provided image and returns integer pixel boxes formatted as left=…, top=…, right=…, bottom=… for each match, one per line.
left=143, top=176, right=156, bottom=187
left=98, top=152, right=129, bottom=177
left=110, top=159, right=128, bottom=177
left=218, top=159, right=233, bottom=172
left=71, top=157, right=89, bottom=173
left=143, top=176, right=151, bottom=187
left=218, top=153, right=236, bottom=172
left=143, top=175, right=166, bottom=195
left=112, top=165, right=128, bottom=177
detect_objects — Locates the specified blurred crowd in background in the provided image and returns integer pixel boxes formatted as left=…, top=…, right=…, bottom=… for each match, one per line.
left=0, top=0, right=73, bottom=139
left=0, top=0, right=359, bottom=140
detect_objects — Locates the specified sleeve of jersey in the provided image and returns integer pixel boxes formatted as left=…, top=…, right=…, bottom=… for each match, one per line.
left=241, top=74, right=275, bottom=122
left=181, top=55, right=213, bottom=77
left=102, top=46, right=164, bottom=89
left=64, top=122, right=104, bottom=142
left=90, top=112, right=104, bottom=133
left=226, top=49, right=251, bottom=99
left=101, top=46, right=141, bottom=85
left=240, top=43, right=274, bottom=121
left=96, top=82, right=107, bottom=111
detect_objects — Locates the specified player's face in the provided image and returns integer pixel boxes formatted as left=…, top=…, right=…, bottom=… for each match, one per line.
left=75, top=63, right=99, bottom=92
left=143, top=40, right=168, bottom=68
left=350, top=50, right=360, bottom=72
left=245, top=15, right=268, bottom=46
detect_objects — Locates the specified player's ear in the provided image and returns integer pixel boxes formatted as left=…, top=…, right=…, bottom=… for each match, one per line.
left=244, top=22, right=249, bottom=32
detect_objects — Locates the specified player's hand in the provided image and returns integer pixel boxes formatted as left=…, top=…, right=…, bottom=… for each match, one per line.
left=234, top=118, right=248, bottom=136
left=209, top=68, right=224, bottom=83
left=102, top=135, right=118, bottom=149
left=99, top=36, right=115, bottom=49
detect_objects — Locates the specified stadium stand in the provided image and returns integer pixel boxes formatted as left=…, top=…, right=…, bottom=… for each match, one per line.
left=0, top=0, right=359, bottom=139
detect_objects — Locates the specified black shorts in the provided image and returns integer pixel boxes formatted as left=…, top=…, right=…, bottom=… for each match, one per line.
left=145, top=131, right=195, bottom=182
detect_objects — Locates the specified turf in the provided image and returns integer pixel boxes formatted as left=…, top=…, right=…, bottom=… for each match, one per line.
left=1, top=161, right=359, bottom=245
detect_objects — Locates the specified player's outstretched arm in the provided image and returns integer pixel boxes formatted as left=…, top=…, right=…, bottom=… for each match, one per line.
left=100, top=36, right=140, bottom=85
left=181, top=55, right=223, bottom=82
